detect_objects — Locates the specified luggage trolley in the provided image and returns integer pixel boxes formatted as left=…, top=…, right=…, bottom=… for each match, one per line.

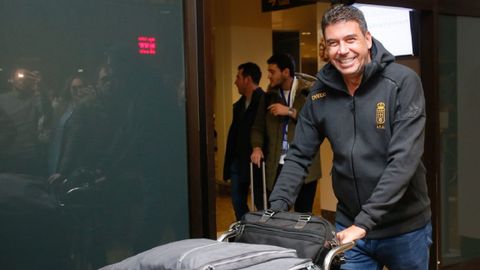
left=100, top=161, right=355, bottom=270
left=218, top=211, right=355, bottom=270
left=217, top=162, right=356, bottom=270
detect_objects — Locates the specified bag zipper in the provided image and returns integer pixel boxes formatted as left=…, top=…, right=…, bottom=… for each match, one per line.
left=241, top=223, right=330, bottom=242
left=201, top=249, right=297, bottom=270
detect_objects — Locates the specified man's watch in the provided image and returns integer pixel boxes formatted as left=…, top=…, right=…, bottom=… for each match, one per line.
left=288, top=107, right=295, bottom=117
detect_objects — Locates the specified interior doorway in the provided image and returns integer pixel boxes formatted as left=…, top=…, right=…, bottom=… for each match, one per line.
left=211, top=0, right=334, bottom=234
left=210, top=0, right=424, bottom=235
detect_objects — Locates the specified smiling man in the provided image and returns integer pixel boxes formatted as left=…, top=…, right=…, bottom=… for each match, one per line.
left=268, top=4, right=432, bottom=270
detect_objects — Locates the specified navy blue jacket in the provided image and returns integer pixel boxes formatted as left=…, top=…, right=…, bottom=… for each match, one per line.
left=269, top=39, right=431, bottom=239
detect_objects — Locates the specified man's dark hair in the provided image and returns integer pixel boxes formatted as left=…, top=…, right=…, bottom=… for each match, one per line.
left=330, top=0, right=355, bottom=6
left=238, top=62, right=262, bottom=85
left=321, top=4, right=368, bottom=36
left=267, top=53, right=295, bottom=78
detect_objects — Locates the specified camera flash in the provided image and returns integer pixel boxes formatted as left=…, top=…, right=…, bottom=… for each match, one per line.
left=17, top=73, right=24, bottom=78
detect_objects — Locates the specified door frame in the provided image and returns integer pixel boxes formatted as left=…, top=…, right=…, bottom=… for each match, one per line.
left=184, top=0, right=216, bottom=239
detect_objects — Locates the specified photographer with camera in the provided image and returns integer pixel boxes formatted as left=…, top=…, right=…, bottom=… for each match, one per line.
left=0, top=67, right=52, bottom=176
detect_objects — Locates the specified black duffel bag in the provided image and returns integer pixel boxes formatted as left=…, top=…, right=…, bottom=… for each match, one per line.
left=227, top=210, right=337, bottom=266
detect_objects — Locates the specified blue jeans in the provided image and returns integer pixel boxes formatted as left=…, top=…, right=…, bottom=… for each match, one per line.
left=230, top=160, right=249, bottom=220
left=336, top=222, right=432, bottom=270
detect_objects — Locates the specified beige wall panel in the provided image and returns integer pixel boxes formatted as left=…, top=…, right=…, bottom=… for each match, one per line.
left=213, top=0, right=272, bottom=182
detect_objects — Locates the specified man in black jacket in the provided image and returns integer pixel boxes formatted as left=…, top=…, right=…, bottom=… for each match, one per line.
left=269, top=4, right=432, bottom=270
left=223, top=62, right=265, bottom=220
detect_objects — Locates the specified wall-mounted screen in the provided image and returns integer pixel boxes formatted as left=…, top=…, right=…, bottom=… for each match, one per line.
left=354, top=4, right=414, bottom=56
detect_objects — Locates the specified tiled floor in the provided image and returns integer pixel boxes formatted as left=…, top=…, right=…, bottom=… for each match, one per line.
left=215, top=182, right=237, bottom=234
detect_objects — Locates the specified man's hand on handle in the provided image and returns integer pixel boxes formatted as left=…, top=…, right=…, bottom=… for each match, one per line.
left=251, top=147, right=264, bottom=168
left=336, top=225, right=366, bottom=244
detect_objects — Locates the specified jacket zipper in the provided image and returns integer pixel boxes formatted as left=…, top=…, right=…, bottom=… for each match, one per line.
left=350, top=96, right=362, bottom=210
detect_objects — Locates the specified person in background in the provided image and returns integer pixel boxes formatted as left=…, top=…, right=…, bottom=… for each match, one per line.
left=250, top=53, right=321, bottom=213
left=48, top=73, right=94, bottom=176
left=223, top=62, right=265, bottom=220
left=319, top=37, right=330, bottom=62
left=0, top=66, right=66, bottom=269
left=0, top=107, right=15, bottom=150
left=48, top=45, right=164, bottom=266
left=0, top=67, right=51, bottom=176
left=269, top=4, right=431, bottom=270
left=51, top=73, right=95, bottom=121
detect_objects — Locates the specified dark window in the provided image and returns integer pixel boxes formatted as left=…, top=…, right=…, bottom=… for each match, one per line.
left=0, top=1, right=189, bottom=269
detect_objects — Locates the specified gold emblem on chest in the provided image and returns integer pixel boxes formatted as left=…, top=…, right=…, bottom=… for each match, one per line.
left=376, top=102, right=386, bottom=129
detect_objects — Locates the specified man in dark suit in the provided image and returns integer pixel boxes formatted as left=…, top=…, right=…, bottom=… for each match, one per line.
left=223, top=62, right=265, bottom=220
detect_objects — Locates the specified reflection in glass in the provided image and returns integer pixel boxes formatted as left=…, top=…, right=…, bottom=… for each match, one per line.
left=0, top=1, right=188, bottom=269
left=439, top=15, right=480, bottom=266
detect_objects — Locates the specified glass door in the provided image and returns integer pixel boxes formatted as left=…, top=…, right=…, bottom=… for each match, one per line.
left=0, top=1, right=189, bottom=269
left=439, top=14, right=480, bottom=267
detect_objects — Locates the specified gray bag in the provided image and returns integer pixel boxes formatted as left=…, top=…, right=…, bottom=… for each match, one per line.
left=246, top=257, right=319, bottom=270
left=100, top=238, right=319, bottom=270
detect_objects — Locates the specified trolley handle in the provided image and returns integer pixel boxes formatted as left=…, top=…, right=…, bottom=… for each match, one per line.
left=323, top=241, right=355, bottom=270
left=217, top=221, right=242, bottom=242
left=249, top=161, right=267, bottom=211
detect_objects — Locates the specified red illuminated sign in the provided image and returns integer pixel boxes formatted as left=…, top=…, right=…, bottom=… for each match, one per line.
left=138, top=36, right=156, bottom=55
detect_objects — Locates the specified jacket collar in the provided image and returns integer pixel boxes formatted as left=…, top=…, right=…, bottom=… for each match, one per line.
left=234, top=87, right=263, bottom=108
